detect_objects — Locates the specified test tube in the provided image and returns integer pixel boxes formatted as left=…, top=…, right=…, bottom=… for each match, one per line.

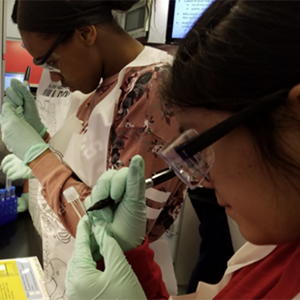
left=5, top=177, right=11, bottom=199
left=0, top=189, right=5, bottom=201
left=63, top=187, right=95, bottom=226
left=10, top=186, right=16, bottom=198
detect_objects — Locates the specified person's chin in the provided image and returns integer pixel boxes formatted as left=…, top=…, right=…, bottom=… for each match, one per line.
left=225, top=206, right=234, bottom=218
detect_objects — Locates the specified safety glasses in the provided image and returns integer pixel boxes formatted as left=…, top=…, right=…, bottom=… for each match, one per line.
left=160, top=89, right=289, bottom=189
left=21, top=31, right=71, bottom=73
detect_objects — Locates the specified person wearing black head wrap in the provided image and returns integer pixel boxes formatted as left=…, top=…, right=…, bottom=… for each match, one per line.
left=2, top=0, right=183, bottom=299
left=16, top=0, right=114, bottom=33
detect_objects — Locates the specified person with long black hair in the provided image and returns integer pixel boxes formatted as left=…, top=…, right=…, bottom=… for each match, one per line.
left=63, top=1, right=300, bottom=299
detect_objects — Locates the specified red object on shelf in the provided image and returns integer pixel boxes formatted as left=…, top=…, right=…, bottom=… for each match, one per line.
left=4, top=40, right=43, bottom=85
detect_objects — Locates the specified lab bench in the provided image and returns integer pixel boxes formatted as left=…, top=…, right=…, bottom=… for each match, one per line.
left=0, top=211, right=43, bottom=264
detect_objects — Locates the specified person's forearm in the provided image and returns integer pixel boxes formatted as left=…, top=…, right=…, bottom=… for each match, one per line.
left=23, top=179, right=29, bottom=194
left=29, top=151, right=92, bottom=237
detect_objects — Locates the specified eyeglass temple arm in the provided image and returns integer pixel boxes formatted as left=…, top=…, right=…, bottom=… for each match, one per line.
left=175, top=89, right=289, bottom=159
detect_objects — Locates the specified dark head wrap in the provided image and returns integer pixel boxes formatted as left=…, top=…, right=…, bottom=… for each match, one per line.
left=16, top=0, right=114, bottom=33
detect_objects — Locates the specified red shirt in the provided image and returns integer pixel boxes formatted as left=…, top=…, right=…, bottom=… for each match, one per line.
left=113, top=240, right=300, bottom=299
left=215, top=241, right=300, bottom=299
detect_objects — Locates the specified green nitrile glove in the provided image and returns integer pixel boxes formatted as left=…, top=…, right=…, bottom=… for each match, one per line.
left=1, top=154, right=34, bottom=180
left=4, top=79, right=47, bottom=137
left=17, top=193, right=29, bottom=213
left=84, top=155, right=146, bottom=252
left=0, top=103, right=49, bottom=165
left=66, top=216, right=146, bottom=300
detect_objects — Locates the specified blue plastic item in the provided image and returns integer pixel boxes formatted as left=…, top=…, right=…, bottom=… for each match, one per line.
left=0, top=187, right=18, bottom=227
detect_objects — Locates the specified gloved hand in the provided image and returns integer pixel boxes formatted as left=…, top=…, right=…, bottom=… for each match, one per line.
left=85, top=155, right=146, bottom=252
left=66, top=216, right=146, bottom=300
left=4, top=79, right=47, bottom=137
left=17, top=193, right=29, bottom=213
left=1, top=154, right=35, bottom=180
left=0, top=103, right=49, bottom=165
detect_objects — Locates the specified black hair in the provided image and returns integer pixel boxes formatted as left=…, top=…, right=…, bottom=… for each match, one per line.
left=111, top=1, right=141, bottom=12
left=11, top=0, right=18, bottom=24
left=11, top=0, right=150, bottom=43
left=160, top=0, right=300, bottom=183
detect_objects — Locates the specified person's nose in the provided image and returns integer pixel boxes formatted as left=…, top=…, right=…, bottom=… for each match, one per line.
left=49, top=71, right=63, bottom=82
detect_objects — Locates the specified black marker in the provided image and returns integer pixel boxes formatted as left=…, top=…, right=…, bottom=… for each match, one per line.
left=23, top=66, right=31, bottom=90
left=86, top=167, right=176, bottom=212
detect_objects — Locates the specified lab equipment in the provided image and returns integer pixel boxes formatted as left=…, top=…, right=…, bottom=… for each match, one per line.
left=0, top=189, right=5, bottom=202
left=86, top=167, right=176, bottom=212
left=63, top=187, right=94, bottom=226
left=160, top=129, right=215, bottom=190
left=6, top=176, right=12, bottom=198
left=0, top=185, right=18, bottom=227
left=160, top=89, right=290, bottom=189
left=4, top=72, right=24, bottom=90
left=10, top=186, right=16, bottom=198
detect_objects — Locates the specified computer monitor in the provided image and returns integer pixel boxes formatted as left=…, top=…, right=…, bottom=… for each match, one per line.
left=4, top=72, right=25, bottom=91
left=166, top=0, right=214, bottom=44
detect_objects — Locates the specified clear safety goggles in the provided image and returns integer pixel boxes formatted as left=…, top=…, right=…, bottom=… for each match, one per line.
left=22, top=31, right=70, bottom=73
left=160, top=129, right=214, bottom=189
left=35, top=52, right=62, bottom=73
left=159, top=89, right=290, bottom=190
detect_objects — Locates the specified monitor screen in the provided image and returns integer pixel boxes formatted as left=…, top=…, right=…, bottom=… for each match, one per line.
left=167, top=0, right=214, bottom=43
left=125, top=6, right=146, bottom=31
left=4, top=72, right=24, bottom=90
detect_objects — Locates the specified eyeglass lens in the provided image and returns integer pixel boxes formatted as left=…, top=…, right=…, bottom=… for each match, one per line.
left=159, top=129, right=215, bottom=189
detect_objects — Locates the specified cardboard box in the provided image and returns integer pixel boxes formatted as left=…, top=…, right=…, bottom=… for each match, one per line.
left=0, top=256, right=49, bottom=300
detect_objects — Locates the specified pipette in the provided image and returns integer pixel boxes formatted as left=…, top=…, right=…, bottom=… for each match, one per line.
left=86, top=167, right=176, bottom=212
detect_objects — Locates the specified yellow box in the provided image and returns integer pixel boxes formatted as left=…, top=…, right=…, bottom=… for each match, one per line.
left=0, top=257, right=49, bottom=300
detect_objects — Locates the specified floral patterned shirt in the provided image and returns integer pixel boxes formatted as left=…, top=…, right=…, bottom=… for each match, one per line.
left=77, top=63, right=185, bottom=242
left=33, top=58, right=185, bottom=242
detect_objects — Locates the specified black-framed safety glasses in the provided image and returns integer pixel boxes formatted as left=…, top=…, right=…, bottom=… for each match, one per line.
left=159, top=88, right=289, bottom=189
left=32, top=31, right=71, bottom=71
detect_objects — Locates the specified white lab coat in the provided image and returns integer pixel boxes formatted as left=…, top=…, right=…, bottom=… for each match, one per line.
left=170, top=242, right=300, bottom=300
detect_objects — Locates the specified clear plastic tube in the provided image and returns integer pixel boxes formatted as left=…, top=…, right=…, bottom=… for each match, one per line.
left=5, top=177, right=11, bottom=199
left=63, top=187, right=95, bottom=226
left=0, top=189, right=6, bottom=202
left=11, top=186, right=16, bottom=198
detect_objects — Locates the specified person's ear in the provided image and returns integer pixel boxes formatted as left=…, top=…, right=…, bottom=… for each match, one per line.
left=287, top=83, right=300, bottom=116
left=288, top=83, right=300, bottom=104
left=75, top=26, right=97, bottom=46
